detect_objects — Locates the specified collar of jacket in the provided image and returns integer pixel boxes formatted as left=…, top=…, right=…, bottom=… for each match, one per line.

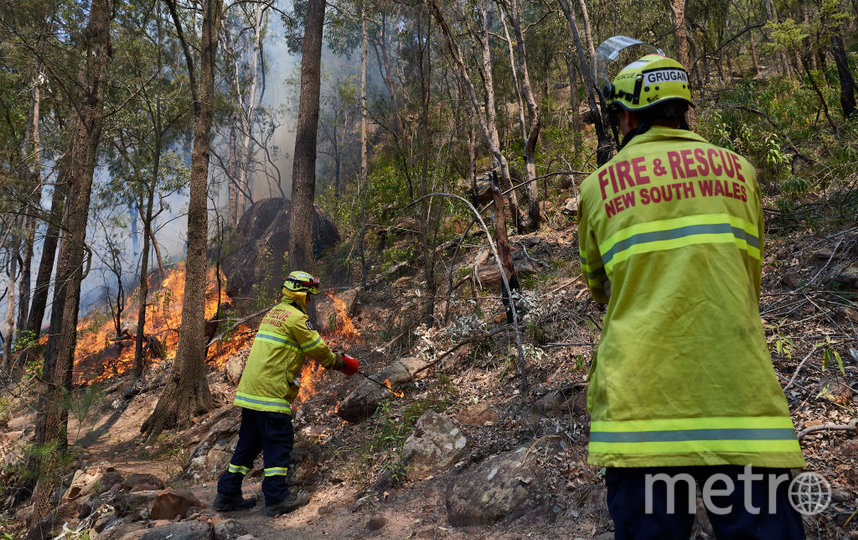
left=281, top=290, right=308, bottom=312
left=619, top=126, right=709, bottom=154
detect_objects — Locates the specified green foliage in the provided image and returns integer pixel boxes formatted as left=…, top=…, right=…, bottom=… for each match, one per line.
left=764, top=323, right=794, bottom=359
left=820, top=336, right=845, bottom=376
left=12, top=330, right=37, bottom=352
left=5, top=441, right=78, bottom=486
left=63, top=384, right=105, bottom=438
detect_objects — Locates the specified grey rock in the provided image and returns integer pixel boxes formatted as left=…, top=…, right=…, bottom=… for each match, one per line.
left=402, top=412, right=468, bottom=480
left=337, top=361, right=412, bottom=422
left=213, top=520, right=249, bottom=540
left=139, top=521, right=211, bottom=540
left=113, top=491, right=158, bottom=517
left=446, top=446, right=544, bottom=527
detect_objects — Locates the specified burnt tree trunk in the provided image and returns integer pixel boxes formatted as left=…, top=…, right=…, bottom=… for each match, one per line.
left=29, top=0, right=113, bottom=524
left=288, top=0, right=326, bottom=278
left=142, top=0, right=223, bottom=440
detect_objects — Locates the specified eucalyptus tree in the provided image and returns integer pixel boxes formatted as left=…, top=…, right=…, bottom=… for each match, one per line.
left=142, top=0, right=225, bottom=440
left=28, top=0, right=114, bottom=523
left=284, top=0, right=326, bottom=283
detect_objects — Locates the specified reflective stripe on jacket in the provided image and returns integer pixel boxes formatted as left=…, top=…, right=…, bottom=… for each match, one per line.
left=235, top=295, right=336, bottom=414
left=577, top=126, right=805, bottom=468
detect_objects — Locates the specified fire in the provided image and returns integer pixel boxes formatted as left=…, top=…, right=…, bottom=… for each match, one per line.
left=72, top=264, right=238, bottom=384
left=293, top=292, right=362, bottom=407
left=383, top=378, right=405, bottom=398
left=326, top=291, right=361, bottom=343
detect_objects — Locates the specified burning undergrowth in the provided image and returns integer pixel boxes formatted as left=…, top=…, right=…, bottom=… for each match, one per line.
left=72, top=264, right=253, bottom=385
left=71, top=265, right=362, bottom=403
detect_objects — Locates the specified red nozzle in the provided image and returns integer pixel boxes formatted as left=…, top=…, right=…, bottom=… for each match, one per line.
left=340, top=353, right=359, bottom=376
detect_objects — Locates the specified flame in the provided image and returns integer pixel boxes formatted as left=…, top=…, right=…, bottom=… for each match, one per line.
left=325, top=291, right=361, bottom=343
left=72, top=263, right=238, bottom=385
left=383, top=378, right=405, bottom=398
left=293, top=292, right=362, bottom=406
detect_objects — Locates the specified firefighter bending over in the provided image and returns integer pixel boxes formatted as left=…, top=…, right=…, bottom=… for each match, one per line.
left=213, top=271, right=358, bottom=517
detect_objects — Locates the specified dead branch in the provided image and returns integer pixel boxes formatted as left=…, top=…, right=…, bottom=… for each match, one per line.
left=205, top=306, right=270, bottom=348
left=797, top=419, right=857, bottom=439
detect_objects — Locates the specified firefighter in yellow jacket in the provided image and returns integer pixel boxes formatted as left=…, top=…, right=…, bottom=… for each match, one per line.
left=578, top=44, right=807, bottom=538
left=214, top=271, right=358, bottom=517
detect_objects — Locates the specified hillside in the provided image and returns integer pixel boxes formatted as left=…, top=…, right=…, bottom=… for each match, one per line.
left=1, top=219, right=856, bottom=540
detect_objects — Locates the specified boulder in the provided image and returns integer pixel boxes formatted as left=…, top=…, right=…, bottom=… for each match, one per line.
left=402, top=412, right=468, bottom=480
left=221, top=198, right=340, bottom=307
left=446, top=446, right=546, bottom=527
left=62, top=465, right=123, bottom=502
left=114, top=491, right=158, bottom=518
left=562, top=197, right=579, bottom=215
left=139, top=521, right=211, bottom=540
left=123, top=473, right=164, bottom=492
left=148, top=489, right=202, bottom=520
left=184, top=410, right=241, bottom=480
left=337, top=357, right=429, bottom=422
left=213, top=519, right=249, bottom=540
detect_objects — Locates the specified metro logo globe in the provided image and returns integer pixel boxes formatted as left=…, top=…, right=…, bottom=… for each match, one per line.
left=788, top=472, right=831, bottom=516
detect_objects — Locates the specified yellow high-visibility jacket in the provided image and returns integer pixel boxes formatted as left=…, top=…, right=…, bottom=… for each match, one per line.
left=234, top=291, right=336, bottom=415
left=577, top=126, right=805, bottom=468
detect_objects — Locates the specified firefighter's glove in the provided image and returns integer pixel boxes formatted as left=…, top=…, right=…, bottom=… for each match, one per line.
left=333, top=352, right=359, bottom=376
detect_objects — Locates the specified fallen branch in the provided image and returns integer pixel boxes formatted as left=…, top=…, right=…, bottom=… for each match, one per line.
left=541, top=342, right=595, bottom=348
left=797, top=419, right=857, bottom=439
left=785, top=346, right=821, bottom=390
left=206, top=306, right=270, bottom=348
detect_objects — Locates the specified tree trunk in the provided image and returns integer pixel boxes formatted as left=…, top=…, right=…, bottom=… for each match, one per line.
left=3, top=226, right=19, bottom=369
left=577, top=0, right=596, bottom=65
left=142, top=0, right=223, bottom=440
left=556, top=0, right=611, bottom=164
left=23, top=181, right=65, bottom=356
left=288, top=0, right=326, bottom=277
left=29, top=0, right=112, bottom=523
left=357, top=7, right=369, bottom=289
left=669, top=0, right=689, bottom=68
left=17, top=72, right=42, bottom=342
left=227, top=109, right=239, bottom=226
left=503, top=0, right=541, bottom=231
left=509, top=0, right=540, bottom=231
left=749, top=30, right=760, bottom=76
left=416, top=13, right=436, bottom=326
left=490, top=172, right=519, bottom=323
left=832, top=34, right=857, bottom=119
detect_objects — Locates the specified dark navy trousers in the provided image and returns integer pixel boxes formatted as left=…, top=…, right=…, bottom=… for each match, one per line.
left=606, top=466, right=807, bottom=539
left=217, top=408, right=294, bottom=506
